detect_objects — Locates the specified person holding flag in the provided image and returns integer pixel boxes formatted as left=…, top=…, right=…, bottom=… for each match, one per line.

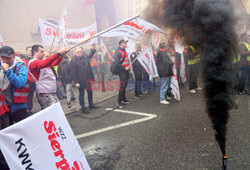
left=115, top=39, right=130, bottom=108
left=28, top=44, right=68, bottom=109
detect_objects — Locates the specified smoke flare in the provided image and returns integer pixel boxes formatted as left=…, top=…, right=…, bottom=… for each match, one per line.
left=146, top=0, right=237, bottom=168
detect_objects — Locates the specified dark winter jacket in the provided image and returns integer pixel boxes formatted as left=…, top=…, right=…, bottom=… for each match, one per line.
left=130, top=52, right=143, bottom=73
left=58, top=60, right=72, bottom=85
left=156, top=49, right=173, bottom=77
left=70, top=49, right=96, bottom=90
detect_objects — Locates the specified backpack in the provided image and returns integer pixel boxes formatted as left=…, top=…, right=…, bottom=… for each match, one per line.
left=110, top=51, right=126, bottom=75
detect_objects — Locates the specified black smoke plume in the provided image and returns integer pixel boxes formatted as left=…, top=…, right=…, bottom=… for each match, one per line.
left=145, top=0, right=237, bottom=168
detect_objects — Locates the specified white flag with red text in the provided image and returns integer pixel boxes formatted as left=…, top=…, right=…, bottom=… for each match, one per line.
left=0, top=33, right=4, bottom=47
left=175, top=43, right=187, bottom=83
left=39, top=18, right=61, bottom=46
left=100, top=39, right=107, bottom=63
left=169, top=51, right=181, bottom=101
left=101, top=18, right=165, bottom=40
left=59, top=8, right=68, bottom=47
left=0, top=103, right=90, bottom=170
left=137, top=45, right=159, bottom=80
left=66, top=23, right=97, bottom=47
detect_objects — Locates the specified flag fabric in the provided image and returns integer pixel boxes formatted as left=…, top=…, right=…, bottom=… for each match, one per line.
left=100, top=39, right=107, bottom=64
left=168, top=51, right=181, bottom=101
left=66, top=23, right=97, bottom=47
left=0, top=33, right=4, bottom=47
left=151, top=31, right=160, bottom=50
left=0, top=103, right=90, bottom=170
left=39, top=18, right=61, bottom=46
left=125, top=38, right=136, bottom=73
left=58, top=8, right=67, bottom=47
left=82, top=0, right=96, bottom=6
left=175, top=43, right=187, bottom=83
left=101, top=18, right=166, bottom=40
left=137, top=45, right=159, bottom=80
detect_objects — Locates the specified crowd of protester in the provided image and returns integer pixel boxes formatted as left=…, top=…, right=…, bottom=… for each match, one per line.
left=0, top=32, right=249, bottom=169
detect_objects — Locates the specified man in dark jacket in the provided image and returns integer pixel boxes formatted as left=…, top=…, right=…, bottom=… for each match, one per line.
left=71, top=45, right=98, bottom=113
left=115, top=39, right=130, bottom=108
left=130, top=43, right=144, bottom=98
left=156, top=43, right=173, bottom=104
left=58, top=55, right=75, bottom=108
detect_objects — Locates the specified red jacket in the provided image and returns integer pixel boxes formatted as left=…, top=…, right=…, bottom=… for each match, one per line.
left=29, top=54, right=62, bottom=81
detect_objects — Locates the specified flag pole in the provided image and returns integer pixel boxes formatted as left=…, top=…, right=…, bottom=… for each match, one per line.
left=66, top=14, right=140, bottom=51
left=49, top=24, right=60, bottom=54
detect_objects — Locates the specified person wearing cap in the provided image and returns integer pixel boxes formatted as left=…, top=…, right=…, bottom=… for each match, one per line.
left=28, top=44, right=68, bottom=110
left=0, top=45, right=30, bottom=169
left=0, top=45, right=30, bottom=121
left=115, top=39, right=130, bottom=108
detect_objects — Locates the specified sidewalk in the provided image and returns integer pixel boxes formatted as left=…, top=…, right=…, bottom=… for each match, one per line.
left=31, top=76, right=122, bottom=115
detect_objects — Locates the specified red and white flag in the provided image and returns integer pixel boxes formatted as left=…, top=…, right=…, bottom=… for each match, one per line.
left=0, top=33, right=4, bottom=47
left=151, top=31, right=160, bottom=49
left=0, top=103, right=90, bottom=170
left=137, top=45, right=159, bottom=80
left=59, top=8, right=68, bottom=47
left=169, top=50, right=181, bottom=101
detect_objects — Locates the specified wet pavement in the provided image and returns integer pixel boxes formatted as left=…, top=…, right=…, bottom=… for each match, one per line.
left=65, top=83, right=250, bottom=170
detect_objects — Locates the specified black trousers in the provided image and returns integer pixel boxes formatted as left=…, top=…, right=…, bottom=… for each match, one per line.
left=27, top=81, right=36, bottom=112
left=188, top=63, right=200, bottom=90
left=134, top=71, right=143, bottom=96
left=118, top=71, right=129, bottom=103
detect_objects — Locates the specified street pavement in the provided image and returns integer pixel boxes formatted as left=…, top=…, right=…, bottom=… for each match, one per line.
left=65, top=82, right=250, bottom=170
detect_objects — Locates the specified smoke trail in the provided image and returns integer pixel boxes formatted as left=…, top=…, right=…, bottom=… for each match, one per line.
left=146, top=0, right=237, bottom=168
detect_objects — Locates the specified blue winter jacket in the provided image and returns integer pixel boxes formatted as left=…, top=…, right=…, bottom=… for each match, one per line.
left=3, top=62, right=28, bottom=112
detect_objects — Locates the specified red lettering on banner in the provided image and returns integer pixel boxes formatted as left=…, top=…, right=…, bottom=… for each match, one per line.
left=89, top=31, right=96, bottom=37
left=45, top=28, right=60, bottom=36
left=124, top=21, right=151, bottom=33
left=44, top=121, right=81, bottom=170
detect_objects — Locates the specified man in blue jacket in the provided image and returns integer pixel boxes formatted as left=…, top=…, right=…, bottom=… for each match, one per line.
left=0, top=46, right=29, bottom=124
left=0, top=45, right=29, bottom=169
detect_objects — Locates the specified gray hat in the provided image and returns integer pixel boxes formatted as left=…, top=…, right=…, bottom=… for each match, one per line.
left=0, top=46, right=15, bottom=57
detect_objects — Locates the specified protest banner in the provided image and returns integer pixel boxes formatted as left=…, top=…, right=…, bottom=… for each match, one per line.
left=0, top=103, right=90, bottom=170
left=66, top=23, right=97, bottom=47
left=101, top=18, right=165, bottom=40
left=137, top=45, right=159, bottom=80
left=0, top=33, right=4, bottom=47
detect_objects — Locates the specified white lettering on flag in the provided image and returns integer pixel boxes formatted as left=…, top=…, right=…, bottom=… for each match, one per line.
left=0, top=103, right=90, bottom=170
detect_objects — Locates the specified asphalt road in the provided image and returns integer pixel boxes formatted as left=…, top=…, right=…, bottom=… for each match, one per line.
left=66, top=84, right=250, bottom=170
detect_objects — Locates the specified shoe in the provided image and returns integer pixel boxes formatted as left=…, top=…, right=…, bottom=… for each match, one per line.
left=238, top=90, right=248, bottom=95
left=139, top=92, right=145, bottom=97
left=160, top=100, right=169, bottom=104
left=117, top=103, right=125, bottom=109
left=89, top=105, right=99, bottom=109
left=196, top=87, right=202, bottom=91
left=166, top=96, right=171, bottom=100
left=134, top=96, right=140, bottom=99
left=67, top=102, right=71, bottom=108
left=122, top=100, right=131, bottom=105
left=82, top=108, right=90, bottom=114
left=189, top=89, right=196, bottom=93
left=71, top=97, right=76, bottom=101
